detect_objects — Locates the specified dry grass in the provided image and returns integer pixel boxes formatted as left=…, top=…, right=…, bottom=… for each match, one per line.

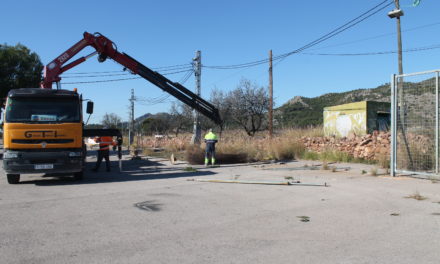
left=297, top=216, right=310, bottom=222
left=322, top=161, right=329, bottom=170
left=183, top=166, right=197, bottom=172
left=139, top=129, right=307, bottom=164
left=185, top=145, right=206, bottom=165
left=194, top=129, right=306, bottom=164
left=370, top=167, right=378, bottom=176
left=185, top=145, right=248, bottom=165
left=376, top=153, right=390, bottom=169
left=397, top=140, right=435, bottom=171
left=137, top=127, right=384, bottom=166
left=405, top=191, right=428, bottom=201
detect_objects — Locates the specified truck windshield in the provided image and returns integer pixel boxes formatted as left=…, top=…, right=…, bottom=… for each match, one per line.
left=5, top=97, right=80, bottom=123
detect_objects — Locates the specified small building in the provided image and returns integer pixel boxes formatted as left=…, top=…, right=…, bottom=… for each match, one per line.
left=323, top=101, right=390, bottom=137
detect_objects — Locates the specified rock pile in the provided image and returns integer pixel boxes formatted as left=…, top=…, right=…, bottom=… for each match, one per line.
left=301, top=131, right=390, bottom=160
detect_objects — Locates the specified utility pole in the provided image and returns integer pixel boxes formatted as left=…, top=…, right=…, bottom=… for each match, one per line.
left=191, top=50, right=202, bottom=144
left=129, top=88, right=135, bottom=150
left=394, top=0, right=403, bottom=75
left=388, top=0, right=413, bottom=169
left=268, top=50, right=273, bottom=138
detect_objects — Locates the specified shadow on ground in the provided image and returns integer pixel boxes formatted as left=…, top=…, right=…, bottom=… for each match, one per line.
left=20, top=157, right=217, bottom=186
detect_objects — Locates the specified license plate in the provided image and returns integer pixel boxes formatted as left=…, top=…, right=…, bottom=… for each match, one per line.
left=35, top=164, right=54, bottom=170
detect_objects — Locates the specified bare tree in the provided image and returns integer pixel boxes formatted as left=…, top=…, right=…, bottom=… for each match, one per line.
left=169, top=102, right=193, bottom=136
left=210, top=88, right=232, bottom=131
left=101, top=113, right=122, bottom=129
left=227, top=78, right=269, bottom=136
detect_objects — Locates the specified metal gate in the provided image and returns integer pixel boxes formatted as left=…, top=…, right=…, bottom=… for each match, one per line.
left=391, top=70, right=440, bottom=179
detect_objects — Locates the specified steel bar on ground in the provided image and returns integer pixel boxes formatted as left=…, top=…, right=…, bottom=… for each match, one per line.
left=188, top=178, right=328, bottom=186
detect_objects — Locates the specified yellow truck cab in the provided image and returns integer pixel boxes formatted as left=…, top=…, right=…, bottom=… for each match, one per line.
left=2, top=88, right=88, bottom=184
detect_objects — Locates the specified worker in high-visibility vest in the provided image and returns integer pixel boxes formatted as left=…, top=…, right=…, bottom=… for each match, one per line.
left=92, top=135, right=115, bottom=172
left=204, top=128, right=218, bottom=166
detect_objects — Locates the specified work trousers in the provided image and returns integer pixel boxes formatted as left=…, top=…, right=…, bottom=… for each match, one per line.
left=205, top=144, right=216, bottom=165
left=95, top=149, right=110, bottom=171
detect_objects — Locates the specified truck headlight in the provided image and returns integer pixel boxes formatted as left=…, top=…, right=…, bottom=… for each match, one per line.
left=68, top=152, right=82, bottom=157
left=4, top=152, right=18, bottom=159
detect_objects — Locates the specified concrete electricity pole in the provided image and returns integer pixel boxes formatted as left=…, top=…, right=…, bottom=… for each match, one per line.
left=388, top=0, right=414, bottom=169
left=129, top=88, right=135, bottom=149
left=394, top=0, right=403, bottom=75
left=268, top=50, right=273, bottom=138
left=191, top=50, right=202, bottom=144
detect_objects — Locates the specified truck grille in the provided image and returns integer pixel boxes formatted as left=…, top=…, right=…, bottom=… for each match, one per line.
left=12, top=139, right=74, bottom=144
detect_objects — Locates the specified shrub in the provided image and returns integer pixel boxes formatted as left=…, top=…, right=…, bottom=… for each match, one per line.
left=302, top=151, right=320, bottom=160
left=376, top=153, right=390, bottom=169
left=185, top=144, right=248, bottom=165
left=185, top=145, right=205, bottom=165
left=268, top=139, right=305, bottom=161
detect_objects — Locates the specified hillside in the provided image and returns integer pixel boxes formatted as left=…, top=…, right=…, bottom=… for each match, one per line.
left=276, top=83, right=391, bottom=127
left=135, top=113, right=152, bottom=123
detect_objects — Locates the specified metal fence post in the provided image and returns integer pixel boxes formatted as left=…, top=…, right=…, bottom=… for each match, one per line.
left=391, top=74, right=396, bottom=177
left=436, top=71, right=439, bottom=174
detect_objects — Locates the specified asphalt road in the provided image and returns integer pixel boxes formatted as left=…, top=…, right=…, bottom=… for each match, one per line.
left=1, top=153, right=440, bottom=264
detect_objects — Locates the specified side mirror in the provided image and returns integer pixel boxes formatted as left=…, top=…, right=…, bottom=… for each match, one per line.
left=86, top=101, right=94, bottom=114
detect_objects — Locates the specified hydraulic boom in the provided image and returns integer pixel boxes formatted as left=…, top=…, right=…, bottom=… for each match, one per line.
left=41, top=32, right=222, bottom=125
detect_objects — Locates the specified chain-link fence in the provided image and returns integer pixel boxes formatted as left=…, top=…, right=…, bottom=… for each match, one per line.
left=391, top=70, right=440, bottom=179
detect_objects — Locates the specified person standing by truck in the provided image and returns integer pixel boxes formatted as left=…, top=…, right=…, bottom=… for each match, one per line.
left=204, top=128, right=218, bottom=167
left=92, top=135, right=115, bottom=172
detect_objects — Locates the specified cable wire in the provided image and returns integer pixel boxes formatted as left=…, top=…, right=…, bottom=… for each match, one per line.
left=301, top=44, right=440, bottom=56
left=306, top=21, right=440, bottom=51
left=62, top=73, right=131, bottom=78
left=203, top=0, right=393, bottom=70
left=134, top=68, right=194, bottom=105
left=61, top=69, right=193, bottom=85
left=179, top=69, right=194, bottom=84
left=62, top=63, right=192, bottom=76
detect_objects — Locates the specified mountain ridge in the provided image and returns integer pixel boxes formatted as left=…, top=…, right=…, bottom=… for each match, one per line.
left=276, top=83, right=391, bottom=127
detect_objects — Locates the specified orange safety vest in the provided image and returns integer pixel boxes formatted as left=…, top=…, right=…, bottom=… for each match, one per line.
left=96, top=136, right=114, bottom=151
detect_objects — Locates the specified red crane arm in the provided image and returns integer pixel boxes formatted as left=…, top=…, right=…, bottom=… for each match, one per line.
left=41, top=32, right=137, bottom=88
left=40, top=32, right=222, bottom=125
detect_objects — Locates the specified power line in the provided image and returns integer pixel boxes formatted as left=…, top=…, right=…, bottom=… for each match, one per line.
left=134, top=68, right=194, bottom=106
left=278, top=1, right=394, bottom=56
left=62, top=76, right=140, bottom=84
left=61, top=66, right=193, bottom=79
left=61, top=69, right=193, bottom=85
left=307, top=21, right=440, bottom=51
left=151, top=63, right=193, bottom=70
left=62, top=70, right=127, bottom=75
left=62, top=63, right=192, bottom=75
left=203, top=0, right=393, bottom=70
left=301, top=44, right=440, bottom=56
left=179, top=69, right=194, bottom=84
left=136, top=94, right=172, bottom=105
left=273, top=0, right=394, bottom=66
left=62, top=73, right=131, bottom=78
left=155, top=65, right=194, bottom=72
left=62, top=0, right=397, bottom=88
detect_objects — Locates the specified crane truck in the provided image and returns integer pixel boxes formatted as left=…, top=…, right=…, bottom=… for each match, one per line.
left=2, top=32, right=221, bottom=184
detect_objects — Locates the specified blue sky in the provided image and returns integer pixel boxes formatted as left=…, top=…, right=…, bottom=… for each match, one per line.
left=1, top=0, right=439, bottom=123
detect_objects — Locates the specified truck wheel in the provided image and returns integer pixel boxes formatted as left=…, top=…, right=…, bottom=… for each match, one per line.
left=7, top=174, right=20, bottom=184
left=73, top=171, right=83, bottom=181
